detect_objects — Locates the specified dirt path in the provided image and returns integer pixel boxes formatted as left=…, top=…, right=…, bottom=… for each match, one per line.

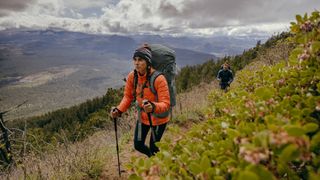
left=99, top=132, right=143, bottom=179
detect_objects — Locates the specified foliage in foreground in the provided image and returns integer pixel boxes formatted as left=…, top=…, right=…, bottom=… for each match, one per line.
left=128, top=11, right=320, bottom=179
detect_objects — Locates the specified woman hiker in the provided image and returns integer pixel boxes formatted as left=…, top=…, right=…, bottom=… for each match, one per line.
left=110, top=45, right=170, bottom=157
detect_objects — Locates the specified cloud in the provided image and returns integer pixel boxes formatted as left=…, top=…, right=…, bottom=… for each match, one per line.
left=98, top=0, right=319, bottom=35
left=0, top=0, right=112, bottom=18
left=157, top=0, right=318, bottom=28
left=0, top=0, right=319, bottom=36
left=64, top=0, right=110, bottom=10
left=0, top=0, right=35, bottom=11
left=0, top=0, right=36, bottom=16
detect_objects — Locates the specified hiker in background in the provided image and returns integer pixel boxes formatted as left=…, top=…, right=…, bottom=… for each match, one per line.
left=217, top=63, right=233, bottom=92
left=110, top=45, right=170, bottom=157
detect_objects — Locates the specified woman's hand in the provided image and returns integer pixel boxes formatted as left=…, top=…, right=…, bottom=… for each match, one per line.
left=110, top=107, right=121, bottom=118
left=143, top=100, right=155, bottom=113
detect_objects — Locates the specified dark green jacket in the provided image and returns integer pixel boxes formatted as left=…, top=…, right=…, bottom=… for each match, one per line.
left=217, top=69, right=233, bottom=84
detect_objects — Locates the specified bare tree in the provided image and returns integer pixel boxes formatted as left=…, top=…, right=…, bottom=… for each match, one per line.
left=0, top=101, right=27, bottom=169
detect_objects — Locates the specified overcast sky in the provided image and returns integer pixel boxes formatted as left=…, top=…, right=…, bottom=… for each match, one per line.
left=0, top=0, right=319, bottom=36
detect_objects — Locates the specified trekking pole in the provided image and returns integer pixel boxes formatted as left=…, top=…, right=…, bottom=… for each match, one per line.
left=143, top=100, right=156, bottom=142
left=112, top=108, right=121, bottom=177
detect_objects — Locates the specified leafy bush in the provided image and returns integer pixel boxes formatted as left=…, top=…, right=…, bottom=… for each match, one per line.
left=128, top=11, right=320, bottom=179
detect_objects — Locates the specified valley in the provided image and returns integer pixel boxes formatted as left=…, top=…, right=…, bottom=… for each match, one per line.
left=0, top=29, right=264, bottom=120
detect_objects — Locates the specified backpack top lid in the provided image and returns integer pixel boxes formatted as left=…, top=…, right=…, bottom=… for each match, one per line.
left=148, top=44, right=176, bottom=71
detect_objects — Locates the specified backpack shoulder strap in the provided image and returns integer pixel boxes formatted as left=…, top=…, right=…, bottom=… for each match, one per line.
left=150, top=71, right=163, bottom=95
left=150, top=70, right=171, bottom=119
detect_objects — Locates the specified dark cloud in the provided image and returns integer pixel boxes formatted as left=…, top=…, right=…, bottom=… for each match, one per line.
left=158, top=1, right=179, bottom=17
left=0, top=0, right=35, bottom=11
left=0, top=0, right=319, bottom=36
left=102, top=19, right=129, bottom=33
left=0, top=0, right=35, bottom=16
left=158, top=0, right=320, bottom=28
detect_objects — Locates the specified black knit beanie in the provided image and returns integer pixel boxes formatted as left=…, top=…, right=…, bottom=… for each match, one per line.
left=133, top=47, right=152, bottom=64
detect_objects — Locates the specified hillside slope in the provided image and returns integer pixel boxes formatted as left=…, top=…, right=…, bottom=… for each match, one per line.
left=2, top=11, right=317, bottom=180
left=99, top=35, right=293, bottom=179
left=98, top=17, right=296, bottom=180
left=127, top=11, right=320, bottom=179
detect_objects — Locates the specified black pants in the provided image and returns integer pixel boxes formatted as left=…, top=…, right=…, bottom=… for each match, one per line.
left=220, top=82, right=229, bottom=90
left=134, top=121, right=167, bottom=157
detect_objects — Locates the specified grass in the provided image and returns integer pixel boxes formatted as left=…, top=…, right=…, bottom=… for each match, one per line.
left=172, top=81, right=216, bottom=125
left=2, top=129, right=124, bottom=179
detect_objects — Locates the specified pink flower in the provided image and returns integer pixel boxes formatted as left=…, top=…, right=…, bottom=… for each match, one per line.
left=300, top=20, right=314, bottom=32
left=239, top=147, right=270, bottom=165
left=298, top=50, right=310, bottom=62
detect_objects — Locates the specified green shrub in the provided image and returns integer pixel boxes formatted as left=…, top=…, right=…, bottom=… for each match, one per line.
left=128, top=10, right=320, bottom=179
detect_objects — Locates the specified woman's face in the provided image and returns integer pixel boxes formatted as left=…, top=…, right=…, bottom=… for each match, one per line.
left=133, top=57, right=147, bottom=74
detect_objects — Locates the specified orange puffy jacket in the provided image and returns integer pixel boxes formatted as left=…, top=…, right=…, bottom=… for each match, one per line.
left=117, top=69, right=170, bottom=126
